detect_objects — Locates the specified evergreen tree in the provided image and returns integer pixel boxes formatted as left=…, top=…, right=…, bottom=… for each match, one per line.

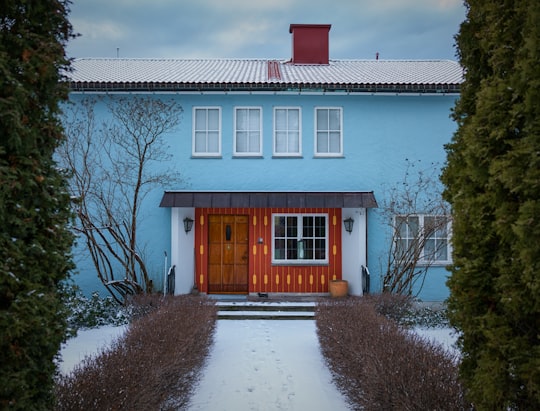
left=442, top=0, right=540, bottom=408
left=0, top=1, right=74, bottom=409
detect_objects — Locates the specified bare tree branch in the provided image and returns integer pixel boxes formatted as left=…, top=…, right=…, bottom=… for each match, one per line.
left=59, top=96, right=183, bottom=302
left=379, top=159, right=451, bottom=297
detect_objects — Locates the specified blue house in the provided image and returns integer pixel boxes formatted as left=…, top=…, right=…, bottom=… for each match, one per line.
left=66, top=24, right=462, bottom=302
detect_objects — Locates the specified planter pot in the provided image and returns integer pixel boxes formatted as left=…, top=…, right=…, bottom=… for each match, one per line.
left=329, top=280, right=348, bottom=298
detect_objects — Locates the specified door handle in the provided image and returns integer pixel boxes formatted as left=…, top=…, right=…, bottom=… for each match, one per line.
left=226, top=225, right=232, bottom=241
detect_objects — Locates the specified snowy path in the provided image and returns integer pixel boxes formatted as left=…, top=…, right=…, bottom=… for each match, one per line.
left=187, top=320, right=350, bottom=411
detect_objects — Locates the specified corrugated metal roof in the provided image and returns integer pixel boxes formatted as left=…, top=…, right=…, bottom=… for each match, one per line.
left=67, top=58, right=463, bottom=93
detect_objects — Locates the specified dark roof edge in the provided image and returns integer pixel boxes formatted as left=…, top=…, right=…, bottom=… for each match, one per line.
left=68, top=81, right=460, bottom=94
left=159, top=191, right=378, bottom=209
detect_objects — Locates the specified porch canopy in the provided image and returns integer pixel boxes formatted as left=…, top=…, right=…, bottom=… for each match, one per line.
left=159, top=191, right=377, bottom=208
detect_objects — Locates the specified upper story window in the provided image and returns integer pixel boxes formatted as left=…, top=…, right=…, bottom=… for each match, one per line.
left=274, top=107, right=301, bottom=156
left=272, top=214, right=328, bottom=264
left=395, top=215, right=452, bottom=265
left=193, top=107, right=221, bottom=157
left=234, top=107, right=262, bottom=156
left=315, top=107, right=342, bottom=157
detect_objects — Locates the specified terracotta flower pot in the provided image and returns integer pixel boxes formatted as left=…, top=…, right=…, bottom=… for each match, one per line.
left=329, top=279, right=348, bottom=298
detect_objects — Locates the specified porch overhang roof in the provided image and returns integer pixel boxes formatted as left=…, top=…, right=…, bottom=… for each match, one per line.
left=159, top=191, right=378, bottom=208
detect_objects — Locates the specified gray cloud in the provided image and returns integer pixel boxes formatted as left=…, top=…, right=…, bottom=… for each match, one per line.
left=66, top=0, right=465, bottom=60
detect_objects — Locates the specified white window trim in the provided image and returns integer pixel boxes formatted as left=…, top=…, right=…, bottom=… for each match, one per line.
left=314, top=107, right=343, bottom=157
left=233, top=106, right=263, bottom=157
left=192, top=106, right=222, bottom=157
left=394, top=214, right=453, bottom=266
left=273, top=106, right=302, bottom=157
left=272, top=213, right=329, bottom=265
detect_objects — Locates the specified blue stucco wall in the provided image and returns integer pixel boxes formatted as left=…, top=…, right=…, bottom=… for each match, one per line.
left=66, top=91, right=457, bottom=301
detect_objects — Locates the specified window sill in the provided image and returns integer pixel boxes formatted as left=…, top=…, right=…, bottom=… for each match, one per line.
left=416, top=262, right=452, bottom=267
left=272, top=261, right=329, bottom=266
left=191, top=155, right=222, bottom=159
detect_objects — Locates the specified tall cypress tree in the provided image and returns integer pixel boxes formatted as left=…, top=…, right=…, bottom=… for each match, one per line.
left=442, top=0, right=540, bottom=408
left=0, top=1, right=74, bottom=409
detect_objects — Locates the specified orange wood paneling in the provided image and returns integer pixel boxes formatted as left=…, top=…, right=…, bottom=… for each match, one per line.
left=194, top=207, right=342, bottom=294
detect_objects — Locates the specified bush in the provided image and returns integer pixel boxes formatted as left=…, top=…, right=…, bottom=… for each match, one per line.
left=62, top=284, right=131, bottom=333
left=54, top=295, right=217, bottom=410
left=316, top=295, right=468, bottom=410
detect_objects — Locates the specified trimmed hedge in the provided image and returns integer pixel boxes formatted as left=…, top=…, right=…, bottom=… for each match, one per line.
left=54, top=295, right=217, bottom=410
left=316, top=295, right=469, bottom=410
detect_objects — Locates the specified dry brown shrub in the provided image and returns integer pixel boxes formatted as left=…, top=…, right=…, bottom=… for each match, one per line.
left=316, top=295, right=468, bottom=410
left=54, top=295, right=217, bottom=410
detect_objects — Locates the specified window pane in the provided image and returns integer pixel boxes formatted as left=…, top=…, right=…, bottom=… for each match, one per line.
left=329, top=132, right=340, bottom=153
left=315, top=239, right=326, bottom=259
left=436, top=240, right=448, bottom=260
left=317, top=109, right=328, bottom=130
left=435, top=217, right=448, bottom=237
left=315, top=216, right=325, bottom=237
left=208, top=109, right=219, bottom=129
left=286, top=217, right=297, bottom=237
left=329, top=109, right=340, bottom=129
left=236, top=132, right=248, bottom=152
left=288, top=109, right=299, bottom=129
left=408, top=216, right=419, bottom=236
left=287, top=239, right=298, bottom=259
left=208, top=132, right=219, bottom=152
left=424, top=239, right=435, bottom=259
left=249, top=131, right=260, bottom=152
left=195, top=109, right=206, bottom=129
left=274, top=216, right=285, bottom=236
left=396, top=217, right=408, bottom=238
left=194, top=131, right=206, bottom=152
left=237, top=109, right=247, bottom=130
left=303, top=239, right=313, bottom=259
left=317, top=132, right=328, bottom=152
left=275, top=131, right=287, bottom=152
left=276, top=109, right=286, bottom=129
left=396, top=238, right=408, bottom=255
left=249, top=109, right=260, bottom=129
left=288, top=132, right=299, bottom=152
left=274, top=239, right=285, bottom=259
left=303, top=216, right=314, bottom=237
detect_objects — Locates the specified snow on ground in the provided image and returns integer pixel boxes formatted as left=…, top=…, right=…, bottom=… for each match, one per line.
left=187, top=319, right=350, bottom=411
left=56, top=325, right=127, bottom=375
left=57, top=320, right=458, bottom=410
left=413, top=326, right=459, bottom=355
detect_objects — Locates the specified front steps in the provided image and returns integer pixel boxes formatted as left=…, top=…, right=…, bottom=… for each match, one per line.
left=216, top=301, right=316, bottom=320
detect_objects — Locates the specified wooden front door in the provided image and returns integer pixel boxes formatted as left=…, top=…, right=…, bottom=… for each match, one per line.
left=208, top=215, right=249, bottom=293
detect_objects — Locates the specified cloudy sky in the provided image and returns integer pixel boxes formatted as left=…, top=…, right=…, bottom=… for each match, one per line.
left=66, top=0, right=466, bottom=61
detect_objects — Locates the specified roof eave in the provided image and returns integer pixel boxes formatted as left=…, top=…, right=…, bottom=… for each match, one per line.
left=67, top=81, right=461, bottom=94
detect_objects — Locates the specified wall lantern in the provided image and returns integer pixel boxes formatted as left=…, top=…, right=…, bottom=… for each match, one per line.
left=343, top=217, right=354, bottom=234
left=183, top=217, right=194, bottom=234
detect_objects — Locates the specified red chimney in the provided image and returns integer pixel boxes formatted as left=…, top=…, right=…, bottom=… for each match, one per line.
left=289, top=24, right=331, bottom=65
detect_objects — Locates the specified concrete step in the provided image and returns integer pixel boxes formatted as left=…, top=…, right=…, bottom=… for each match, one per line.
left=216, top=301, right=316, bottom=320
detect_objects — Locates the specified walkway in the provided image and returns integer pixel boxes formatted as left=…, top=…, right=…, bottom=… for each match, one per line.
left=187, top=300, right=350, bottom=411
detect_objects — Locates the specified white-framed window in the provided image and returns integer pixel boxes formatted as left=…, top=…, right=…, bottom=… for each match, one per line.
left=315, top=107, right=342, bottom=156
left=395, top=214, right=452, bottom=265
left=234, top=107, right=262, bottom=156
left=274, top=107, right=301, bottom=156
left=272, top=214, right=328, bottom=264
left=192, top=107, right=221, bottom=156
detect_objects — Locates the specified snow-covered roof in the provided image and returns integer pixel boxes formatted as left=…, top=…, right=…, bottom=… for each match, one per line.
left=67, top=58, right=463, bottom=93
